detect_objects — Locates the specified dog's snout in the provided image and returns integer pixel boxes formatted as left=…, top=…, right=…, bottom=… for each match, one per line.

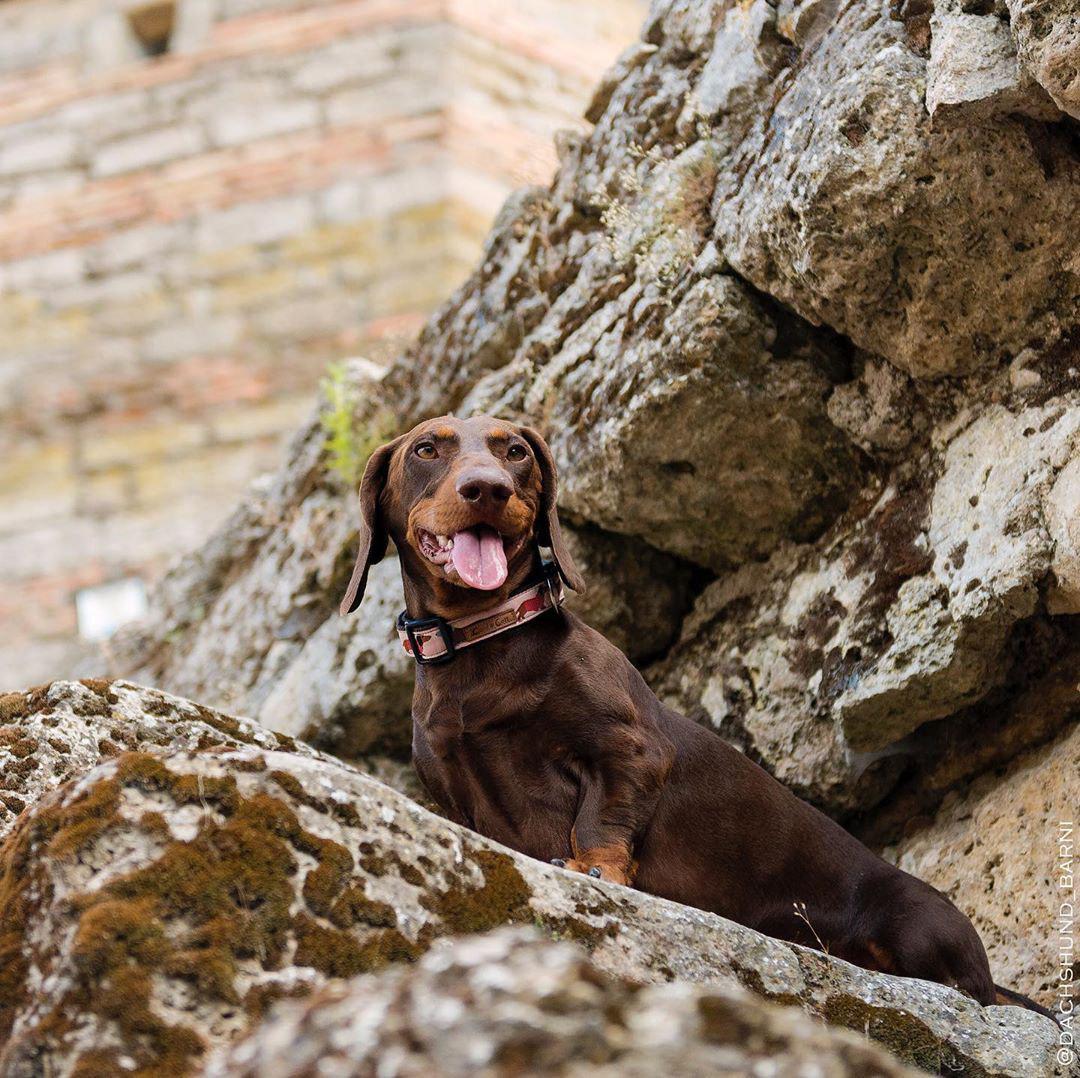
left=456, top=468, right=512, bottom=508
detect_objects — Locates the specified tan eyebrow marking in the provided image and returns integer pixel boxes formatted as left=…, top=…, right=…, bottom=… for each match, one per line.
left=487, top=428, right=510, bottom=441
left=433, top=426, right=457, bottom=440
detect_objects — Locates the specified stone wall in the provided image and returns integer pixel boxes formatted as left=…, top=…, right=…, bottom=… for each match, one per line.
left=0, top=0, right=642, bottom=686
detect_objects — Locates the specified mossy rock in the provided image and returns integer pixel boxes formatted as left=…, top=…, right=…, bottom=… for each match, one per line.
left=0, top=710, right=1062, bottom=1077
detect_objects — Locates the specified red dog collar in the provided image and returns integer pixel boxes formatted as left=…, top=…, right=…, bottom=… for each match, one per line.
left=397, top=565, right=565, bottom=664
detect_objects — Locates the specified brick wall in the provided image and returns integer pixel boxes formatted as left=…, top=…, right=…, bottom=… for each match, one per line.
left=0, top=0, right=642, bottom=686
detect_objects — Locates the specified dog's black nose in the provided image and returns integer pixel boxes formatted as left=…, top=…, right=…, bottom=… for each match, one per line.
left=456, top=469, right=512, bottom=508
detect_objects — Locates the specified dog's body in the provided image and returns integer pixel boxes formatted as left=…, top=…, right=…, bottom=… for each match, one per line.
left=410, top=602, right=995, bottom=999
left=342, top=414, right=1050, bottom=1017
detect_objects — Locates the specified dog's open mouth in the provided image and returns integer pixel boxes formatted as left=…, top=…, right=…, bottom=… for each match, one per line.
left=417, top=526, right=515, bottom=590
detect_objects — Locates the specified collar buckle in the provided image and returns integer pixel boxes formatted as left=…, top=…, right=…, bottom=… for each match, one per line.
left=399, top=613, right=456, bottom=665
left=542, top=559, right=562, bottom=606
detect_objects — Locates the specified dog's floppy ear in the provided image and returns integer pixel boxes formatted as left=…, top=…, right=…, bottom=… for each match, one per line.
left=339, top=437, right=403, bottom=615
left=520, top=426, right=585, bottom=593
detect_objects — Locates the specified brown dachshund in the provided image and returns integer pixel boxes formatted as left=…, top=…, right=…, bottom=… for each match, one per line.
left=341, top=414, right=1051, bottom=1017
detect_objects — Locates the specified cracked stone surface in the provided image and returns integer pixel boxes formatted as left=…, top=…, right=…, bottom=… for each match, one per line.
left=0, top=678, right=322, bottom=843
left=1005, top=0, right=1080, bottom=119
left=927, top=0, right=1061, bottom=120
left=651, top=394, right=1080, bottom=815
left=117, top=0, right=1080, bottom=775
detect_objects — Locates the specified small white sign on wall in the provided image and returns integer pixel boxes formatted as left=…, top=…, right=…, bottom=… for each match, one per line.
left=75, top=577, right=148, bottom=641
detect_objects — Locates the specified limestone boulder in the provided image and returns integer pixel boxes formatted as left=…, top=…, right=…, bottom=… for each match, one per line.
left=207, top=928, right=925, bottom=1078
left=926, top=0, right=1061, bottom=120
left=1006, top=0, right=1080, bottom=119
left=559, top=523, right=699, bottom=661
left=651, top=394, right=1080, bottom=812
left=465, top=269, right=864, bottom=573
left=0, top=678, right=320, bottom=842
left=118, top=0, right=1080, bottom=797
left=698, top=0, right=1080, bottom=377
left=254, top=557, right=413, bottom=759
left=0, top=685, right=1062, bottom=1077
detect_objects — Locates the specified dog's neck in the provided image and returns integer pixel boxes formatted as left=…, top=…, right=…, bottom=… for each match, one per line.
left=399, top=546, right=545, bottom=622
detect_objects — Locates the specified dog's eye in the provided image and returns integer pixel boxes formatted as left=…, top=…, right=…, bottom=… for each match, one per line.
left=415, top=442, right=437, bottom=460
left=506, top=444, right=527, bottom=462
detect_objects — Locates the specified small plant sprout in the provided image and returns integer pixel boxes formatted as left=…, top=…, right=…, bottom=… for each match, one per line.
left=793, top=900, right=830, bottom=954
left=319, top=361, right=398, bottom=487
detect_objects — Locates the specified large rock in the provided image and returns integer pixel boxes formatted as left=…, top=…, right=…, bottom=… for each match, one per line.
left=559, top=523, right=699, bottom=661
left=254, top=557, right=413, bottom=759
left=887, top=721, right=1080, bottom=1006
left=651, top=392, right=1080, bottom=812
left=465, top=267, right=864, bottom=572
left=0, top=678, right=321, bottom=842
left=207, top=928, right=925, bottom=1078
left=365, top=0, right=1080, bottom=557
left=699, top=0, right=1079, bottom=377
left=0, top=685, right=1062, bottom=1076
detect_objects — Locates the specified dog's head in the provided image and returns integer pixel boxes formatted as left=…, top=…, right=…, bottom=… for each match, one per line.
left=339, top=414, right=584, bottom=615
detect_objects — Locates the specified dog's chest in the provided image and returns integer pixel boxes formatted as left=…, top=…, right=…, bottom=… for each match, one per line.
left=412, top=695, right=580, bottom=860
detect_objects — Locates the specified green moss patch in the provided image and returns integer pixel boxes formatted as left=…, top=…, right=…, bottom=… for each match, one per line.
left=0, top=753, right=441, bottom=1076
left=422, top=848, right=532, bottom=935
left=0, top=751, right=635, bottom=1075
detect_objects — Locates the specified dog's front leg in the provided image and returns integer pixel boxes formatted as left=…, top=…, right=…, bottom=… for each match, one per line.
left=423, top=697, right=464, bottom=760
left=554, top=716, right=674, bottom=887
left=560, top=778, right=635, bottom=885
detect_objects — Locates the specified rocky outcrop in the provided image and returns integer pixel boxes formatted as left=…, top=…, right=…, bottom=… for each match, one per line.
left=927, top=0, right=1061, bottom=121
left=207, top=928, right=925, bottom=1078
left=465, top=265, right=866, bottom=572
left=106, top=0, right=1080, bottom=1058
left=0, top=678, right=322, bottom=842
left=0, top=684, right=1064, bottom=1076
left=650, top=394, right=1080, bottom=814
left=699, top=2, right=1077, bottom=379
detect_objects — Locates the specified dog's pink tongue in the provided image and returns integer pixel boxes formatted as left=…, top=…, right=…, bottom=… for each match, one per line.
left=451, top=526, right=507, bottom=590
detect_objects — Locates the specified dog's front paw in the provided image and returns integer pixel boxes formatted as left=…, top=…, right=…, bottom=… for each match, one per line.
left=556, top=858, right=630, bottom=886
